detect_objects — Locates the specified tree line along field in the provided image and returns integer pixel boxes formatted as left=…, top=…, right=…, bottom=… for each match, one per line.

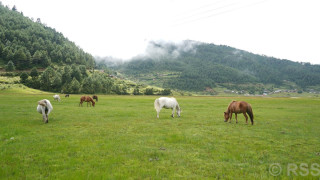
left=0, top=93, right=320, bottom=179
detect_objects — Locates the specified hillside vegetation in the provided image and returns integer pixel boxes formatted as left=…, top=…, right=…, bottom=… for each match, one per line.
left=0, top=3, right=94, bottom=69
left=112, top=41, right=320, bottom=92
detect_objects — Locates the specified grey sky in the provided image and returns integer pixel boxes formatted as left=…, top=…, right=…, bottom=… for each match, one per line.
left=2, top=0, right=320, bottom=64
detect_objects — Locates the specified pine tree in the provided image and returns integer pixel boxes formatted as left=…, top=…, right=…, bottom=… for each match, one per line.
left=5, top=60, right=15, bottom=71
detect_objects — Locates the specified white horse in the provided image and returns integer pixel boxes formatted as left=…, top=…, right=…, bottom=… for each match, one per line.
left=53, top=94, right=61, bottom=102
left=154, top=97, right=181, bottom=118
left=37, top=99, right=53, bottom=123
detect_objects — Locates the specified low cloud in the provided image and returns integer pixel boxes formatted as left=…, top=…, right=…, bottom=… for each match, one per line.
left=94, top=40, right=202, bottom=65
left=132, top=40, right=201, bottom=60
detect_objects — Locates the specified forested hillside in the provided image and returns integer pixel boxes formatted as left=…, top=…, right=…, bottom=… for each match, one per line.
left=0, top=3, right=94, bottom=69
left=112, top=41, right=320, bottom=92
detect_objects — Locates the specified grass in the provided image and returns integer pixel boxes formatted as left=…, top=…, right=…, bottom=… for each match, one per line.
left=0, top=92, right=320, bottom=179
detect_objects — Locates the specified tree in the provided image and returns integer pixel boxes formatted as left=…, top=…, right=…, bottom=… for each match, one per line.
left=62, top=66, right=72, bottom=85
left=159, top=88, right=172, bottom=95
left=30, top=67, right=39, bottom=79
left=81, top=76, right=94, bottom=94
left=14, top=49, right=30, bottom=70
left=52, top=73, right=62, bottom=92
left=79, top=65, right=88, bottom=77
left=133, top=87, right=141, bottom=95
left=5, top=60, right=15, bottom=71
left=12, top=5, right=17, bottom=11
left=145, top=88, right=154, bottom=95
left=71, top=64, right=82, bottom=82
left=70, top=78, right=81, bottom=94
left=40, top=67, right=56, bottom=90
left=32, top=50, right=42, bottom=65
left=20, top=72, right=29, bottom=83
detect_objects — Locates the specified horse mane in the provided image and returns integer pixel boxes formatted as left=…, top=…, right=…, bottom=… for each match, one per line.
left=226, top=101, right=236, bottom=113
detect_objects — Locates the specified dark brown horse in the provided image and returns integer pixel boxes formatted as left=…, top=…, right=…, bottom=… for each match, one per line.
left=79, top=96, right=95, bottom=107
left=65, top=94, right=70, bottom=98
left=224, top=101, right=254, bottom=125
left=92, top=95, right=98, bottom=102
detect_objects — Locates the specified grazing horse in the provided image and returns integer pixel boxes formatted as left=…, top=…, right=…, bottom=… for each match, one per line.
left=65, top=94, right=70, bottom=98
left=79, top=96, right=95, bottom=107
left=92, top=95, right=98, bottom=102
left=37, top=99, right=53, bottom=123
left=53, top=94, right=61, bottom=102
left=224, top=101, right=254, bottom=125
left=154, top=97, right=181, bottom=118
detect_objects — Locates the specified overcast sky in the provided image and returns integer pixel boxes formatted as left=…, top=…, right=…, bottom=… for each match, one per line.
left=2, top=0, right=320, bottom=64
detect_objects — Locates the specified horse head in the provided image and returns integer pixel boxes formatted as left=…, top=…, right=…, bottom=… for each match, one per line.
left=38, top=100, right=47, bottom=107
left=177, top=108, right=181, bottom=117
left=224, top=112, right=229, bottom=122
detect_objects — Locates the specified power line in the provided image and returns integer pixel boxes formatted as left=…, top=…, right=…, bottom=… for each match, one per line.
left=174, top=0, right=240, bottom=23
left=173, top=0, right=269, bottom=26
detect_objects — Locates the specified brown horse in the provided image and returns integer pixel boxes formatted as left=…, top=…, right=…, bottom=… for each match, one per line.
left=224, top=101, right=254, bottom=125
left=92, top=95, right=98, bottom=102
left=79, top=96, right=95, bottom=107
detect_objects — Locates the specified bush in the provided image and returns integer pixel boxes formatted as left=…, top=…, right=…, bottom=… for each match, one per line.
left=144, top=88, right=154, bottom=95
left=20, top=72, right=29, bottom=83
left=159, top=88, right=172, bottom=95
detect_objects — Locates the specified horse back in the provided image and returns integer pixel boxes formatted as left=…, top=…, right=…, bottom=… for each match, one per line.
left=228, top=101, right=248, bottom=113
left=158, top=97, right=177, bottom=109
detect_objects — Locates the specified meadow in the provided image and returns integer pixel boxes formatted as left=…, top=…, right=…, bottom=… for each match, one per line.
left=0, top=92, right=320, bottom=179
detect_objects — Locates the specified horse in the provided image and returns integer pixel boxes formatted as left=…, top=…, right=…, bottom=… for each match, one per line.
left=92, top=95, right=98, bottom=102
left=53, top=94, right=61, bottom=102
left=37, top=99, right=53, bottom=123
left=224, top=101, right=254, bottom=125
left=65, top=94, right=70, bottom=98
left=79, top=96, right=95, bottom=107
left=154, top=97, right=181, bottom=118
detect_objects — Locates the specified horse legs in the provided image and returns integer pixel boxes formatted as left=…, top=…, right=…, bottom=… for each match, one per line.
left=155, top=106, right=162, bottom=118
left=235, top=113, right=238, bottom=123
left=156, top=108, right=161, bottom=118
left=171, top=107, right=176, bottom=118
left=229, top=113, right=233, bottom=123
left=243, top=113, right=248, bottom=124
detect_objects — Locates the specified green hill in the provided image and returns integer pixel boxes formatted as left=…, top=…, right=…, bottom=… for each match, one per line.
left=109, top=40, right=320, bottom=92
left=0, top=4, right=94, bottom=69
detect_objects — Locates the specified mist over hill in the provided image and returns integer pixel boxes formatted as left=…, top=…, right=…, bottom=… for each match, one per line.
left=100, top=40, right=320, bottom=92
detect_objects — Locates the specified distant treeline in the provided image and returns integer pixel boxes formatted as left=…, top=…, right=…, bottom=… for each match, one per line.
left=15, top=64, right=171, bottom=95
left=115, top=41, right=320, bottom=91
left=0, top=3, right=95, bottom=69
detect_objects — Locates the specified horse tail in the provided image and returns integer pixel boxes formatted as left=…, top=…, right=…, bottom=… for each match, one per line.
left=46, top=100, right=53, bottom=115
left=247, top=104, right=254, bottom=125
left=154, top=98, right=160, bottom=112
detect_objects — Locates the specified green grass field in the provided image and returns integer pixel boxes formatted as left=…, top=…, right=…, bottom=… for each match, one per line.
left=0, top=92, right=320, bottom=179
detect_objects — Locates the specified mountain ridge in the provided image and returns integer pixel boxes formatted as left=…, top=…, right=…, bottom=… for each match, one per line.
left=104, top=40, right=320, bottom=92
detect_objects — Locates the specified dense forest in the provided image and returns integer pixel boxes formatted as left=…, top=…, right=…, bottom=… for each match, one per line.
left=0, top=3, right=95, bottom=69
left=111, top=41, right=320, bottom=91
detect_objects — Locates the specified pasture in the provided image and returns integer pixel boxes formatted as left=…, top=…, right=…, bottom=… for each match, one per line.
left=0, top=93, right=320, bottom=179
